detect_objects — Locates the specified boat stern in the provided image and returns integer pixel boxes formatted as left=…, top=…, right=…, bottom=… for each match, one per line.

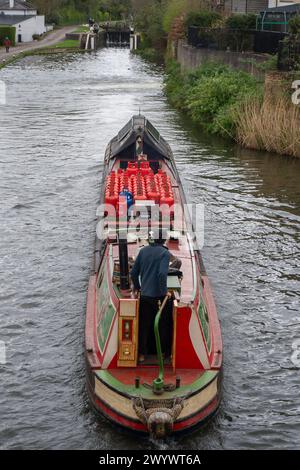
left=86, top=367, right=222, bottom=438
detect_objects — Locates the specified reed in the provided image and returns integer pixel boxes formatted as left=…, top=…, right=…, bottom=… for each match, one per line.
left=235, top=97, right=300, bottom=158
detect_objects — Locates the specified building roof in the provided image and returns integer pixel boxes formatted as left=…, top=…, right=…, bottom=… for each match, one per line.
left=0, top=13, right=35, bottom=24
left=0, top=1, right=35, bottom=10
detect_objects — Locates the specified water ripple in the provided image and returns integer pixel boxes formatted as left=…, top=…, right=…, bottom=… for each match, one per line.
left=0, top=48, right=299, bottom=450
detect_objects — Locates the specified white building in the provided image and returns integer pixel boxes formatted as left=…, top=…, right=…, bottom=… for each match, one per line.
left=268, top=1, right=300, bottom=7
left=0, top=0, right=46, bottom=43
left=224, top=0, right=300, bottom=14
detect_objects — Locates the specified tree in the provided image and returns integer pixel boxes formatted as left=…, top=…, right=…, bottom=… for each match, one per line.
left=32, top=0, right=132, bottom=23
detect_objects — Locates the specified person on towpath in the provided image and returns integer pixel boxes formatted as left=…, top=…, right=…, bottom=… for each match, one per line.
left=3, top=37, right=11, bottom=53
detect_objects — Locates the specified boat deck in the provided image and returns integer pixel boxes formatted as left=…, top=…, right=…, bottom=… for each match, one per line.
left=107, top=368, right=206, bottom=386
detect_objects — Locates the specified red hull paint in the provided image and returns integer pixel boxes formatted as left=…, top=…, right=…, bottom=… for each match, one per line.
left=89, top=385, right=221, bottom=435
left=175, top=306, right=203, bottom=369
left=85, top=360, right=222, bottom=436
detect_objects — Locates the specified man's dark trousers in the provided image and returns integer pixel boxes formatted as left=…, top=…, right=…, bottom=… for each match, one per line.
left=139, top=296, right=173, bottom=356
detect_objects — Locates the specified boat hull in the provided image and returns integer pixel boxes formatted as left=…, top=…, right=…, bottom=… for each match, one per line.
left=85, top=115, right=223, bottom=438
left=86, top=358, right=222, bottom=436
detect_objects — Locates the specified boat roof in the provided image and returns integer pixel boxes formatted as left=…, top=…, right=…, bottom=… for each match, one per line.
left=108, top=115, right=173, bottom=161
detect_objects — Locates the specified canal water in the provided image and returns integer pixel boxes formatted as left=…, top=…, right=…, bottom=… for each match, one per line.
left=0, top=48, right=299, bottom=450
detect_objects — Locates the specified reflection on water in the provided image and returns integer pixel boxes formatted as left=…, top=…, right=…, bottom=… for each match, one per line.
left=0, top=49, right=299, bottom=450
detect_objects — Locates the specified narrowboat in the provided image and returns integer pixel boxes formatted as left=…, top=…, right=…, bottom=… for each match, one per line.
left=85, top=115, right=222, bottom=438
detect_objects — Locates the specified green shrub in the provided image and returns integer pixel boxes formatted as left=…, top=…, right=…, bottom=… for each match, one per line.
left=289, top=14, right=300, bottom=35
left=0, top=26, right=16, bottom=47
left=57, top=6, right=85, bottom=25
left=185, top=10, right=222, bottom=29
left=46, top=10, right=62, bottom=25
left=134, top=0, right=166, bottom=50
left=134, top=47, right=163, bottom=63
left=164, top=61, right=262, bottom=137
left=165, top=60, right=187, bottom=109
left=163, top=0, right=188, bottom=33
left=225, top=13, right=256, bottom=30
left=186, top=64, right=259, bottom=135
left=32, top=33, right=43, bottom=40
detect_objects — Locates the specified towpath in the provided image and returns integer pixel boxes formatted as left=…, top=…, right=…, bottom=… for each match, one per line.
left=0, top=26, right=76, bottom=64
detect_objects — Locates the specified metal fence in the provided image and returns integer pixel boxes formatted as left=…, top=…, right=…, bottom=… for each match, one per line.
left=278, top=39, right=300, bottom=71
left=188, top=26, right=288, bottom=55
left=254, top=31, right=288, bottom=54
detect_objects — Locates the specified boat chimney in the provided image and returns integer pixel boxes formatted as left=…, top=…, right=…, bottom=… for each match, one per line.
left=118, top=236, right=130, bottom=294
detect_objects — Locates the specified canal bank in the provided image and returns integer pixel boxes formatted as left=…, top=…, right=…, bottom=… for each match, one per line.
left=0, top=26, right=81, bottom=70
left=0, top=48, right=299, bottom=450
left=160, top=29, right=300, bottom=160
left=163, top=55, right=300, bottom=159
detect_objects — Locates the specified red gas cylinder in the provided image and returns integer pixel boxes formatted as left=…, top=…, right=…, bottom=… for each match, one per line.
left=127, top=162, right=138, bottom=176
left=141, top=168, right=151, bottom=177
left=160, top=195, right=174, bottom=206
left=145, top=176, right=160, bottom=202
left=105, top=170, right=121, bottom=207
left=147, top=191, right=160, bottom=202
left=105, top=193, right=118, bottom=207
left=135, top=195, right=147, bottom=201
left=140, top=161, right=151, bottom=176
left=134, top=174, right=146, bottom=200
left=119, top=172, right=131, bottom=192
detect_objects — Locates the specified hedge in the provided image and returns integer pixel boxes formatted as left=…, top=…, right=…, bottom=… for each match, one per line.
left=0, top=26, right=16, bottom=47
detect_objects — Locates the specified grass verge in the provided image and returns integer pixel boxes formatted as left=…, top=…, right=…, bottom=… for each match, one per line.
left=53, top=39, right=80, bottom=49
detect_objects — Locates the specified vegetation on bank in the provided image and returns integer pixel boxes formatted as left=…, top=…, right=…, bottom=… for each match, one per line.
left=164, top=61, right=300, bottom=158
left=53, top=39, right=80, bottom=49
left=132, top=0, right=261, bottom=62
left=131, top=1, right=300, bottom=158
left=236, top=96, right=300, bottom=158
left=165, top=60, right=261, bottom=137
left=132, top=0, right=167, bottom=62
left=34, top=0, right=131, bottom=25
left=0, top=26, right=16, bottom=47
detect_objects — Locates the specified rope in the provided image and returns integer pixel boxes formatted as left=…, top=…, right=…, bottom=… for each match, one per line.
left=132, top=397, right=184, bottom=438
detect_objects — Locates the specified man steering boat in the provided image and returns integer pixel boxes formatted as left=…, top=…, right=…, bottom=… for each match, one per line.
left=130, top=230, right=181, bottom=363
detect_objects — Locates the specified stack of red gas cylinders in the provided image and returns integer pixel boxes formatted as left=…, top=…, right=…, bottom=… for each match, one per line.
left=104, top=162, right=175, bottom=208
left=155, top=169, right=174, bottom=207
left=105, top=171, right=119, bottom=207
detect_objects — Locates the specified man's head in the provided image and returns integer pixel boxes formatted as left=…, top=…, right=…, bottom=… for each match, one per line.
left=148, top=228, right=168, bottom=245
